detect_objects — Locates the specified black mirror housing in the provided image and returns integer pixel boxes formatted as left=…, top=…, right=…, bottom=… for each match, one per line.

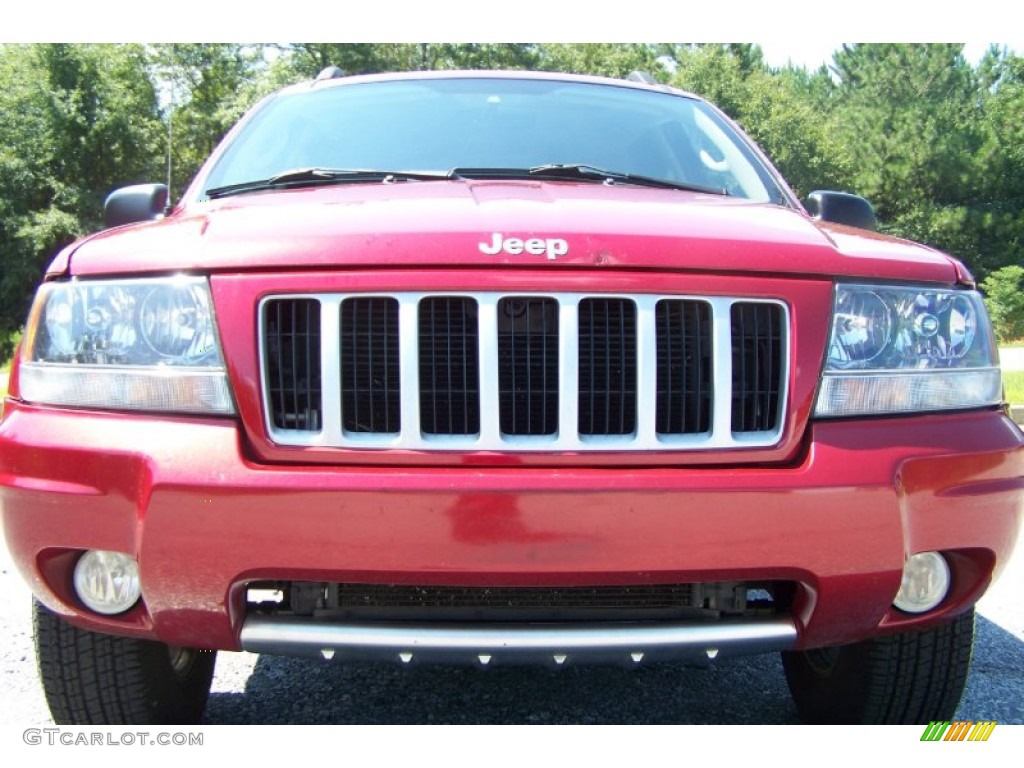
left=804, top=190, right=877, bottom=231
left=104, top=184, right=169, bottom=229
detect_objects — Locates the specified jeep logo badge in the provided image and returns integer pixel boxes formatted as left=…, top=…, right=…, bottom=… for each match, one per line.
left=479, top=233, right=569, bottom=260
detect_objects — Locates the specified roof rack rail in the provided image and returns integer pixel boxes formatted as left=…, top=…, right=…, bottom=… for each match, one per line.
left=315, top=66, right=345, bottom=82
left=627, top=70, right=658, bottom=85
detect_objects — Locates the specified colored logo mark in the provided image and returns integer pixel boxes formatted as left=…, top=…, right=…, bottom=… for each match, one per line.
left=920, top=721, right=997, bottom=742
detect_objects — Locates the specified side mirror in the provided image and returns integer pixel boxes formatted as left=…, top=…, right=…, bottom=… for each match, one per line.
left=804, top=190, right=877, bottom=231
left=104, top=184, right=169, bottom=229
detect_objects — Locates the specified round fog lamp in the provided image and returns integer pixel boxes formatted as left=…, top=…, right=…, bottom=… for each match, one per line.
left=893, top=551, right=950, bottom=614
left=73, top=550, right=141, bottom=615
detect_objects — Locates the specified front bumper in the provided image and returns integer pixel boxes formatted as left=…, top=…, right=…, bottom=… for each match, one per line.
left=1, top=400, right=1021, bottom=657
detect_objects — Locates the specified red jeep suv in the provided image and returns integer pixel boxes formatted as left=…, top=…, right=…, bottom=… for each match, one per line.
left=1, top=69, right=1020, bottom=724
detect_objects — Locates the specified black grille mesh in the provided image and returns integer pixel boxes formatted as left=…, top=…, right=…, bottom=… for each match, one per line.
left=419, top=297, right=480, bottom=435
left=579, top=298, right=637, bottom=435
left=340, top=297, right=400, bottom=433
left=334, top=583, right=699, bottom=610
left=264, top=299, right=322, bottom=431
left=731, top=302, right=783, bottom=432
left=498, top=297, right=559, bottom=435
left=656, top=300, right=712, bottom=434
left=248, top=580, right=782, bottom=622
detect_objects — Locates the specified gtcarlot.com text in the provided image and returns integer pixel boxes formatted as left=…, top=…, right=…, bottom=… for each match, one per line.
left=23, top=728, right=203, bottom=746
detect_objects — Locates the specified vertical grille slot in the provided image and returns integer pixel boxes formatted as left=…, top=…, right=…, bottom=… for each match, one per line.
left=578, top=298, right=637, bottom=435
left=656, top=300, right=712, bottom=434
left=419, top=297, right=480, bottom=435
left=498, top=297, right=559, bottom=436
left=264, top=298, right=322, bottom=432
left=340, top=297, right=400, bottom=433
left=731, top=302, right=783, bottom=433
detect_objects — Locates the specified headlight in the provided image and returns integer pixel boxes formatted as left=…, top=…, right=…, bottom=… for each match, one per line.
left=19, top=276, right=235, bottom=415
left=815, top=283, right=1001, bottom=417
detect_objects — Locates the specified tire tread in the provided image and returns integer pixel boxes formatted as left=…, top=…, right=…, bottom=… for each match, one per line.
left=33, top=599, right=215, bottom=725
left=783, top=609, right=974, bottom=724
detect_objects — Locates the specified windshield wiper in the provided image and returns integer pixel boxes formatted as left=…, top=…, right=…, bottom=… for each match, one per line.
left=206, top=168, right=449, bottom=199
left=447, top=165, right=727, bottom=195
left=207, top=164, right=730, bottom=200
left=528, top=164, right=729, bottom=195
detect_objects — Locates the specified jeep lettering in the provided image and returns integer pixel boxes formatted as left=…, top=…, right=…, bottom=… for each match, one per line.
left=479, top=233, right=569, bottom=259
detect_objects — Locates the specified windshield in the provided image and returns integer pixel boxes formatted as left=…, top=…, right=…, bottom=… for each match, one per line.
left=200, top=77, right=787, bottom=203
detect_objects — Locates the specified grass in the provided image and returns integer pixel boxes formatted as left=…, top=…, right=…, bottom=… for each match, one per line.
left=1004, top=371, right=1024, bottom=406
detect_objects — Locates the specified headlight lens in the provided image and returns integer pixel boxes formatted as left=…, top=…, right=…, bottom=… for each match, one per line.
left=19, top=277, right=235, bottom=415
left=815, top=284, right=1001, bottom=417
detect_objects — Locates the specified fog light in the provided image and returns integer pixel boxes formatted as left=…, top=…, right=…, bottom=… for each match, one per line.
left=893, top=552, right=950, bottom=613
left=73, top=550, right=141, bottom=615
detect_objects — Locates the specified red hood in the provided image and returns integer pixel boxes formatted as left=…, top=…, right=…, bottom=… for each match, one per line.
left=57, top=181, right=957, bottom=283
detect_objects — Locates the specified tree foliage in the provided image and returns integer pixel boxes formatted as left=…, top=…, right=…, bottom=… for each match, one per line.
left=2, top=42, right=1024, bottom=360
left=0, top=44, right=162, bottom=360
left=828, top=45, right=982, bottom=217
left=151, top=44, right=265, bottom=197
left=663, top=46, right=853, bottom=198
left=982, top=265, right=1024, bottom=342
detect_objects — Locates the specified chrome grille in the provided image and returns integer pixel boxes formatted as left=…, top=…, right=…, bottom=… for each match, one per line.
left=260, top=292, right=788, bottom=451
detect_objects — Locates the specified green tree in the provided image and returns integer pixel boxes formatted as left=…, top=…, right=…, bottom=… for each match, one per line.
left=667, top=44, right=750, bottom=116
left=665, top=46, right=853, bottom=199
left=829, top=44, right=981, bottom=219
left=279, top=43, right=420, bottom=77
left=536, top=44, right=663, bottom=79
left=818, top=44, right=1023, bottom=282
left=739, top=68, right=853, bottom=199
left=422, top=44, right=539, bottom=70
left=974, top=50, right=1024, bottom=209
left=151, top=44, right=266, bottom=198
left=981, top=265, right=1024, bottom=342
left=279, top=43, right=538, bottom=78
left=0, top=44, right=163, bottom=360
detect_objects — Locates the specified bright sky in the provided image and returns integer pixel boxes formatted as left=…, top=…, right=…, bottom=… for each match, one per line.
left=3, top=0, right=1021, bottom=66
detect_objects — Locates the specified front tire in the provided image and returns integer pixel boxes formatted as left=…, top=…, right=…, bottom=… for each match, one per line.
left=782, top=609, right=974, bottom=724
left=34, top=599, right=216, bottom=724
